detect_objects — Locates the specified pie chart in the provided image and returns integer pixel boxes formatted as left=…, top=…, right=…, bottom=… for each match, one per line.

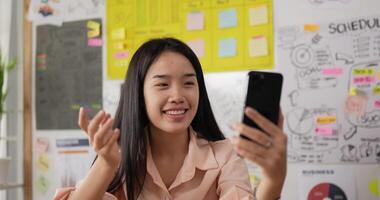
left=308, top=183, right=347, bottom=200
left=286, top=108, right=314, bottom=135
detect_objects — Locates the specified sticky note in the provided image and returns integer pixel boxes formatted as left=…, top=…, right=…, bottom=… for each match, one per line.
left=353, top=68, right=374, bottom=75
left=249, top=5, right=268, bottom=26
left=368, top=177, right=379, bottom=197
left=114, top=51, right=129, bottom=59
left=373, top=86, right=380, bottom=95
left=87, top=29, right=100, bottom=38
left=322, top=68, right=343, bottom=75
left=87, top=20, right=100, bottom=30
left=36, top=176, right=50, bottom=194
left=304, top=24, right=320, bottom=32
left=315, top=127, right=333, bottom=136
left=377, top=72, right=380, bottom=80
left=316, top=116, right=337, bottom=124
left=349, top=87, right=357, bottom=96
left=37, top=154, right=50, bottom=172
left=88, top=38, right=103, bottom=46
left=111, top=28, right=126, bottom=40
left=249, top=36, right=268, bottom=57
left=374, top=100, right=380, bottom=108
left=218, top=8, right=237, bottom=28
left=187, top=39, right=205, bottom=58
left=113, top=42, right=127, bottom=50
left=186, top=12, right=204, bottom=31
left=36, top=137, right=49, bottom=154
left=218, top=38, right=237, bottom=57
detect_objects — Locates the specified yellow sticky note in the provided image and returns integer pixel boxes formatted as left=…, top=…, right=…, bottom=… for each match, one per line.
left=316, top=116, right=337, bottom=124
left=377, top=72, right=380, bottom=80
left=113, top=42, right=128, bottom=50
left=349, top=87, right=357, bottom=96
left=249, top=5, right=268, bottom=26
left=87, top=29, right=100, bottom=38
left=87, top=20, right=100, bottom=30
left=304, top=24, right=320, bottom=32
left=37, top=154, right=50, bottom=172
left=373, top=86, right=380, bottom=95
left=111, top=28, right=126, bottom=40
left=368, top=177, right=379, bottom=197
left=249, top=36, right=268, bottom=57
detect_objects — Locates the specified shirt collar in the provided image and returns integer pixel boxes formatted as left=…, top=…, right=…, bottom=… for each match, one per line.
left=146, top=126, right=219, bottom=190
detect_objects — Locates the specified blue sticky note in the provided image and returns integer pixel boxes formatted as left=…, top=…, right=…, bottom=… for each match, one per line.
left=218, top=38, right=236, bottom=57
left=219, top=9, right=237, bottom=28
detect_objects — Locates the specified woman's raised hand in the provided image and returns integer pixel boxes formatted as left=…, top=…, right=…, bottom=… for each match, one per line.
left=78, top=108, right=121, bottom=170
left=232, top=107, right=287, bottom=200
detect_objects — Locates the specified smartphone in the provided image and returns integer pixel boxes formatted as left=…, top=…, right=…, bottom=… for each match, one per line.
left=242, top=71, right=283, bottom=136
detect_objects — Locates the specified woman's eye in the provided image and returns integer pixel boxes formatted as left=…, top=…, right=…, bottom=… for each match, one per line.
left=185, top=81, right=195, bottom=86
left=155, top=83, right=168, bottom=87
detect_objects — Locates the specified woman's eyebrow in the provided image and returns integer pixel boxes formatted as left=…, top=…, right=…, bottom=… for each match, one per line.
left=152, top=74, right=169, bottom=79
left=183, top=73, right=196, bottom=78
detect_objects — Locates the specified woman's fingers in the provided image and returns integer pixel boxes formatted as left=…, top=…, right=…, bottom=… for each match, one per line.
left=278, top=107, right=284, bottom=130
left=232, top=136, right=269, bottom=158
left=93, top=118, right=114, bottom=151
left=78, top=107, right=89, bottom=132
left=245, top=107, right=282, bottom=137
left=87, top=110, right=106, bottom=139
left=233, top=123, right=273, bottom=148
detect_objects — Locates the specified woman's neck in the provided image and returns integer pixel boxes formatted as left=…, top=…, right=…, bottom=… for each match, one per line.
left=149, top=126, right=190, bottom=158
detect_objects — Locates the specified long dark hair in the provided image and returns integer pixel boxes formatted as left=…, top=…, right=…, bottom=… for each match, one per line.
left=108, top=38, right=224, bottom=199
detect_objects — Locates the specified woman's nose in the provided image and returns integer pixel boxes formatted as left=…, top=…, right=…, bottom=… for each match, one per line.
left=168, top=87, right=185, bottom=103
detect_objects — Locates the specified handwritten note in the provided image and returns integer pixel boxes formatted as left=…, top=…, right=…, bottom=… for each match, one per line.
left=114, top=51, right=129, bottom=59
left=114, top=42, right=127, bottom=50
left=37, top=154, right=50, bottom=172
left=219, top=8, right=237, bottom=28
left=316, top=116, right=337, bottom=124
left=322, top=68, right=343, bottom=75
left=111, top=28, right=126, bottom=40
left=187, top=39, right=205, bottom=58
left=249, top=4, right=268, bottom=26
left=315, top=127, right=333, bottom=136
left=186, top=12, right=204, bottom=31
left=88, top=38, right=103, bottom=47
left=87, top=20, right=100, bottom=30
left=36, top=176, right=50, bottom=194
left=87, top=29, right=100, bottom=38
left=304, top=24, right=320, bottom=32
left=218, top=38, right=237, bottom=57
left=249, top=36, right=268, bottom=57
left=36, top=137, right=49, bottom=153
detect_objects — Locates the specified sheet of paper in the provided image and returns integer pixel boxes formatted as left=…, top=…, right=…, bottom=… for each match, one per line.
left=187, top=39, right=205, bottom=58
left=186, top=12, right=204, bottom=31
left=249, top=36, right=268, bottom=57
left=218, top=38, right=237, bottom=57
left=249, top=5, right=268, bottom=26
left=218, top=8, right=237, bottom=28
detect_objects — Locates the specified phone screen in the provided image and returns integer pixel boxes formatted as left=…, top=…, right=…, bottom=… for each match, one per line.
left=243, top=71, right=283, bottom=133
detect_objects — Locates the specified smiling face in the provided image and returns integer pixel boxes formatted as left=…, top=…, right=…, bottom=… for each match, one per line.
left=143, top=51, right=199, bottom=135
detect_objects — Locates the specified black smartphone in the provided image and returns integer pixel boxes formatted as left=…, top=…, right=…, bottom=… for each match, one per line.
left=242, top=71, right=283, bottom=136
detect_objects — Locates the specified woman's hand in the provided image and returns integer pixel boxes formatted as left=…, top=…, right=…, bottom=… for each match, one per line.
left=232, top=107, right=287, bottom=200
left=78, top=107, right=121, bottom=171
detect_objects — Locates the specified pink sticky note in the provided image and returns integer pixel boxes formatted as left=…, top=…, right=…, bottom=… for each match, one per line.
left=186, top=12, right=204, bottom=31
left=88, top=38, right=103, bottom=46
left=187, top=39, right=205, bottom=58
left=114, top=51, right=129, bottom=59
left=374, top=100, right=380, bottom=108
left=315, top=127, right=333, bottom=136
left=322, top=68, right=343, bottom=75
left=36, top=137, right=49, bottom=154
left=353, top=76, right=375, bottom=84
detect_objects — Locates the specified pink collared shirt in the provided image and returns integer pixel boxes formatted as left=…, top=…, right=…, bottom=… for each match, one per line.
left=54, top=129, right=254, bottom=200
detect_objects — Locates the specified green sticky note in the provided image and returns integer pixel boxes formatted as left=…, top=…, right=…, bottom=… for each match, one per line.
left=368, top=177, right=379, bottom=197
left=36, top=176, right=50, bottom=194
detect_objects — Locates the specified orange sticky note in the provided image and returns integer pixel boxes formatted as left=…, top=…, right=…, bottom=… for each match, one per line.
left=114, top=42, right=128, bottom=50
left=87, top=29, right=100, bottom=38
left=249, top=36, right=268, bottom=57
left=304, top=24, right=320, bottom=32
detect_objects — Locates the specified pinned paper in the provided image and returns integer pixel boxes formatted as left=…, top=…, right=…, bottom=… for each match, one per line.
left=368, top=177, right=379, bottom=197
left=186, top=12, right=204, bottom=31
left=249, top=36, right=268, bottom=57
left=111, top=28, right=126, bottom=40
left=373, top=86, right=380, bottom=95
left=37, top=154, right=50, bottom=172
left=322, top=68, right=343, bottom=75
left=349, top=87, right=357, bottom=96
left=353, top=68, right=374, bottom=75
left=316, top=116, right=337, bottom=124
left=87, top=20, right=100, bottom=30
left=218, top=38, right=237, bottom=58
left=87, top=29, right=100, bottom=38
left=114, top=42, right=128, bottom=50
left=88, top=38, right=103, bottom=46
left=36, top=176, right=50, bottom=194
left=374, top=100, right=380, bottom=108
left=36, top=137, right=49, bottom=154
left=187, top=39, right=205, bottom=58
left=218, top=9, right=237, bottom=28
left=249, top=5, right=268, bottom=26
left=114, top=51, right=129, bottom=59
left=304, top=24, right=320, bottom=32
left=315, top=127, right=333, bottom=136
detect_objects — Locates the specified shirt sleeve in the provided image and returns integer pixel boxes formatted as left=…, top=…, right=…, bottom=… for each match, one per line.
left=216, top=147, right=254, bottom=200
left=53, top=181, right=119, bottom=200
